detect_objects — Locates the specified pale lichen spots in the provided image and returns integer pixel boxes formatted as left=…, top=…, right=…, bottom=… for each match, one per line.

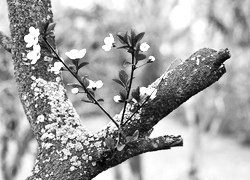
left=92, top=161, right=96, bottom=166
left=37, top=114, right=45, bottom=123
left=82, top=154, right=88, bottom=161
left=22, top=94, right=27, bottom=101
left=61, top=148, right=72, bottom=160
left=44, top=56, right=53, bottom=62
left=34, top=164, right=40, bottom=173
left=70, top=156, right=81, bottom=168
left=41, top=142, right=53, bottom=149
left=196, top=58, right=200, bottom=65
left=41, top=132, right=55, bottom=141
left=31, top=75, right=36, bottom=80
left=75, top=141, right=84, bottom=151
left=56, top=77, right=61, bottom=82
left=70, top=166, right=76, bottom=171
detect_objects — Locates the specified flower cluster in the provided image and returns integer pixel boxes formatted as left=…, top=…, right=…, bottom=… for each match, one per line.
left=24, top=27, right=41, bottom=64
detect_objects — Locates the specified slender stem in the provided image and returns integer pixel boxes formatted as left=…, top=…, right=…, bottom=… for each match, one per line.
left=120, top=51, right=136, bottom=127
left=136, top=62, right=147, bottom=69
left=123, top=94, right=150, bottom=126
left=43, top=37, right=119, bottom=128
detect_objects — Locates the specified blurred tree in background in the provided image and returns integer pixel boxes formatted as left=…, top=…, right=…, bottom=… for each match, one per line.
left=0, top=0, right=249, bottom=179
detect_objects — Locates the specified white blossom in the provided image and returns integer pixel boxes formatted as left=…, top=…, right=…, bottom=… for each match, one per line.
left=65, top=49, right=86, bottom=59
left=50, top=62, right=64, bottom=74
left=71, top=88, right=79, bottom=94
left=102, top=33, right=114, bottom=51
left=140, top=42, right=150, bottom=52
left=113, top=95, right=122, bottom=103
left=148, top=55, right=156, bottom=63
left=24, top=27, right=40, bottom=48
left=24, top=27, right=41, bottom=64
left=87, top=80, right=103, bottom=90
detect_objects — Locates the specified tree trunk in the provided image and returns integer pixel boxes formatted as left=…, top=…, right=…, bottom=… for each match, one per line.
left=0, top=0, right=231, bottom=179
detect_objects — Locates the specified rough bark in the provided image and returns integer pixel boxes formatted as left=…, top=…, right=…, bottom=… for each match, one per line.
left=2, top=0, right=231, bottom=179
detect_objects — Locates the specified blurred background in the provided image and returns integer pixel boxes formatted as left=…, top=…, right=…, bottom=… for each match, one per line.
left=1, top=0, right=250, bottom=179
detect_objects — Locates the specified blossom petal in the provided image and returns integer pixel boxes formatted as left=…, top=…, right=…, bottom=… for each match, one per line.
left=78, top=49, right=87, bottom=59
left=148, top=55, right=156, bottom=63
left=95, top=80, right=103, bottom=89
left=65, top=49, right=87, bottom=59
left=71, top=88, right=79, bottom=94
left=102, top=44, right=112, bottom=51
left=113, top=95, right=122, bottom=103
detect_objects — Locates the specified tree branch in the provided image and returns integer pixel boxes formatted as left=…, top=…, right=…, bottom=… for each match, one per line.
left=5, top=0, right=231, bottom=179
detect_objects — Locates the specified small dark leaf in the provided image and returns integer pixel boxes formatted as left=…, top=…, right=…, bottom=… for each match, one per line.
left=112, top=79, right=125, bottom=88
left=131, top=87, right=140, bottom=102
left=47, top=22, right=56, bottom=32
left=126, top=136, right=133, bottom=143
left=136, top=54, right=147, bottom=61
left=117, top=45, right=130, bottom=49
left=119, top=70, right=128, bottom=86
left=67, top=83, right=82, bottom=89
left=124, top=31, right=129, bottom=44
left=119, top=89, right=127, bottom=101
left=78, top=62, right=89, bottom=70
left=81, top=99, right=93, bottom=103
left=71, top=59, right=79, bottom=67
left=87, top=89, right=95, bottom=97
left=134, top=32, right=145, bottom=44
left=130, top=29, right=136, bottom=40
left=117, top=34, right=126, bottom=44
left=82, top=77, right=89, bottom=87
left=38, top=21, right=49, bottom=34
left=131, top=130, right=139, bottom=141
left=124, top=31, right=132, bottom=47
left=86, top=89, right=95, bottom=101
left=117, top=143, right=126, bottom=151
left=105, top=137, right=115, bottom=149
left=97, top=98, right=104, bottom=102
left=122, top=60, right=132, bottom=67
left=130, top=29, right=136, bottom=46
left=87, top=94, right=94, bottom=102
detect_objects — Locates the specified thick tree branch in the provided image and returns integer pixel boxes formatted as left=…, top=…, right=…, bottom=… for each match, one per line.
left=97, top=48, right=230, bottom=139
left=6, top=0, right=231, bottom=179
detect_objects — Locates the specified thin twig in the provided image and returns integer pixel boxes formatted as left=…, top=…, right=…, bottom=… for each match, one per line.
left=43, top=37, right=119, bottom=128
